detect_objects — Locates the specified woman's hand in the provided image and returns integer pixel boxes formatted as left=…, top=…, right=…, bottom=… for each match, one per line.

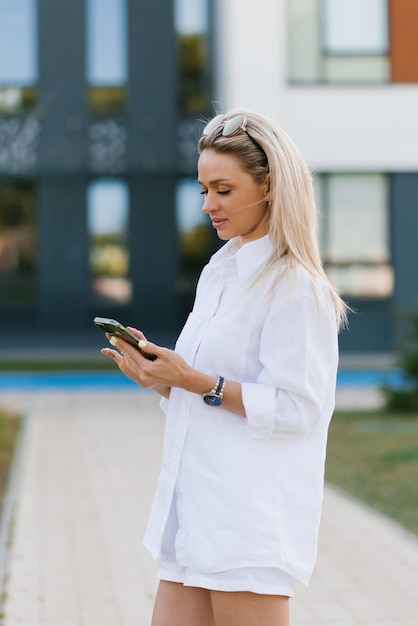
left=100, top=327, right=191, bottom=398
left=101, top=327, right=247, bottom=416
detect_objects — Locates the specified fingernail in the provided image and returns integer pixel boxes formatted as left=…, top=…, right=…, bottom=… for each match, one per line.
left=138, top=340, right=147, bottom=348
left=109, top=336, right=117, bottom=347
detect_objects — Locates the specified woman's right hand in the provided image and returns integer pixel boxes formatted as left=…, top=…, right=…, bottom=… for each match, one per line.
left=100, top=327, right=171, bottom=398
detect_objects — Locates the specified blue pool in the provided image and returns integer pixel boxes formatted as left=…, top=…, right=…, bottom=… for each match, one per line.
left=0, top=369, right=407, bottom=391
left=0, top=371, right=137, bottom=390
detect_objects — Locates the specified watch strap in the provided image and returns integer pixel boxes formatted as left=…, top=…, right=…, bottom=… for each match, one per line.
left=212, top=376, right=225, bottom=396
left=202, top=376, right=226, bottom=405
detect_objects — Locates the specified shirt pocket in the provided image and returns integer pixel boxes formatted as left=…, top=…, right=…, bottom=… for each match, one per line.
left=174, top=311, right=207, bottom=358
left=197, top=318, right=252, bottom=381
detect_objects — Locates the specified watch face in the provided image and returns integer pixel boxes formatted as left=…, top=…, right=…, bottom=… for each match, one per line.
left=203, top=393, right=222, bottom=406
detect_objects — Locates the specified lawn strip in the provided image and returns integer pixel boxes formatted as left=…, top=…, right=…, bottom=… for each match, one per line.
left=0, top=409, right=21, bottom=510
left=326, top=410, right=418, bottom=536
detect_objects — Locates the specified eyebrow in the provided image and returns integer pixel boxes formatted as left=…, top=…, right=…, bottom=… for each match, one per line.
left=198, top=178, right=233, bottom=186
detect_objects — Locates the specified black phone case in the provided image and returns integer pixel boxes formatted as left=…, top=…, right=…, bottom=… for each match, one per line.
left=93, top=317, right=157, bottom=360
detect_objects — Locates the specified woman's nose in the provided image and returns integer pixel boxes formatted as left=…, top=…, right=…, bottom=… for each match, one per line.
left=202, top=191, right=217, bottom=214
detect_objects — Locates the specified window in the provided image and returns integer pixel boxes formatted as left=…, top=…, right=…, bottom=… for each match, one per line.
left=0, top=0, right=37, bottom=112
left=175, top=178, right=218, bottom=315
left=322, top=0, right=387, bottom=54
left=86, top=0, right=128, bottom=112
left=315, top=173, right=393, bottom=298
left=287, top=0, right=389, bottom=83
left=87, top=179, right=131, bottom=305
left=175, top=0, right=211, bottom=116
left=0, top=180, right=37, bottom=305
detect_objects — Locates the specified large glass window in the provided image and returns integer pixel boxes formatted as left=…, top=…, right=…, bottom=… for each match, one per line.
left=175, top=0, right=211, bottom=116
left=316, top=173, right=393, bottom=298
left=0, top=180, right=37, bottom=305
left=87, top=179, right=131, bottom=306
left=287, top=0, right=389, bottom=83
left=323, top=0, right=387, bottom=54
left=0, top=0, right=37, bottom=113
left=175, top=178, right=218, bottom=315
left=86, top=0, right=128, bottom=112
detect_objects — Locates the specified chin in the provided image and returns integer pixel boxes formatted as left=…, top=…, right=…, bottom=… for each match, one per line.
left=216, top=231, right=232, bottom=241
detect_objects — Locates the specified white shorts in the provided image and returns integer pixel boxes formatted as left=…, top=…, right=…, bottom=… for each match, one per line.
left=157, top=493, right=296, bottom=598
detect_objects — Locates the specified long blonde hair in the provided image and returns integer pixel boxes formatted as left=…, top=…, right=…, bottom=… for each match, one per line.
left=198, top=108, right=348, bottom=330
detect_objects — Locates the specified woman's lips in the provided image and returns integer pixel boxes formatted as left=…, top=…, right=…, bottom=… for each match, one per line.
left=211, top=218, right=227, bottom=229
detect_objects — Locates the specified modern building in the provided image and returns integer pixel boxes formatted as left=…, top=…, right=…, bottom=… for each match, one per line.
left=0, top=0, right=217, bottom=347
left=215, top=0, right=418, bottom=353
left=1, top=0, right=417, bottom=353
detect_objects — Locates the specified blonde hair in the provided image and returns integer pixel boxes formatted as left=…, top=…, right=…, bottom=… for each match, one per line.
left=198, top=108, right=348, bottom=330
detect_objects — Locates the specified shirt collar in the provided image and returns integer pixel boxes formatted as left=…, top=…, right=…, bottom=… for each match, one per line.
left=209, top=235, right=274, bottom=279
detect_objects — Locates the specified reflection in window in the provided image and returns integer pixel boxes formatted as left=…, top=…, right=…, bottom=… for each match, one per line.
left=317, top=173, right=393, bottom=298
left=175, top=0, right=210, bottom=116
left=322, top=0, right=387, bottom=54
left=175, top=178, right=217, bottom=313
left=0, top=0, right=37, bottom=84
left=0, top=87, right=36, bottom=114
left=0, top=180, right=37, bottom=304
left=0, top=0, right=37, bottom=112
left=86, top=0, right=128, bottom=111
left=87, top=179, right=131, bottom=305
left=287, top=0, right=388, bottom=83
left=88, top=86, right=127, bottom=113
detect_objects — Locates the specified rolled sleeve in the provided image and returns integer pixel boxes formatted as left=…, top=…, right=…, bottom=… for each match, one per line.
left=242, top=382, right=277, bottom=439
left=243, top=288, right=338, bottom=440
left=159, top=397, right=169, bottom=414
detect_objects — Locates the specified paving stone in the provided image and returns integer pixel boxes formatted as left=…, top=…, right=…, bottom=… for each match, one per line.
left=0, top=389, right=417, bottom=626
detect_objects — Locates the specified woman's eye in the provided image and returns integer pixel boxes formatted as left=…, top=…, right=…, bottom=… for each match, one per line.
left=199, top=189, right=230, bottom=196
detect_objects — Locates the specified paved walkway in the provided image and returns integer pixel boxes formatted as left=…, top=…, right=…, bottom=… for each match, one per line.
left=0, top=388, right=417, bottom=625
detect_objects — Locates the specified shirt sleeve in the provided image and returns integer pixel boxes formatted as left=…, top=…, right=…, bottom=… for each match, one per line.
left=241, top=288, right=338, bottom=440
left=159, top=396, right=169, bottom=414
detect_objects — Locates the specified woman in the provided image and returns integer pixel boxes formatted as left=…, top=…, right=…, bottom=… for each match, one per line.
left=101, top=109, right=347, bottom=626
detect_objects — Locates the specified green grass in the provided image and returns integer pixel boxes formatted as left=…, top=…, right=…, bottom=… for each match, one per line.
left=0, top=409, right=21, bottom=509
left=326, top=410, right=418, bottom=536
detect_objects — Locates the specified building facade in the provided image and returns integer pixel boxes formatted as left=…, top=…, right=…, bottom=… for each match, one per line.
left=214, top=0, right=418, bottom=352
left=1, top=0, right=417, bottom=353
left=0, top=0, right=216, bottom=344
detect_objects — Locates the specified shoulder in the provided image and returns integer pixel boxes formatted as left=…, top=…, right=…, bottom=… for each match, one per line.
left=270, top=263, right=334, bottom=312
left=288, top=264, right=328, bottom=295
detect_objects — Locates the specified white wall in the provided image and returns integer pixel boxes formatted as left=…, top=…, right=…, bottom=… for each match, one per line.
left=214, top=0, right=418, bottom=171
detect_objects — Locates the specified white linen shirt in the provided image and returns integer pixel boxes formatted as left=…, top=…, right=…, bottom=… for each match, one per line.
left=143, top=234, right=339, bottom=585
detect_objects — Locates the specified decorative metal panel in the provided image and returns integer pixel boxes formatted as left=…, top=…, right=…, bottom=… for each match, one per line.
left=88, top=118, right=127, bottom=174
left=177, top=119, right=200, bottom=173
left=0, top=116, right=40, bottom=174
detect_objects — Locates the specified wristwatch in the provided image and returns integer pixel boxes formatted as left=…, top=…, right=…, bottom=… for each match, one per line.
left=202, top=376, right=226, bottom=406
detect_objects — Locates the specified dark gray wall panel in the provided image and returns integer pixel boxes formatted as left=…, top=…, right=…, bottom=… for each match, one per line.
left=391, top=173, right=418, bottom=312
left=38, top=0, right=86, bottom=171
left=338, top=300, right=394, bottom=353
left=129, top=174, right=178, bottom=333
left=38, top=175, right=88, bottom=329
left=126, top=0, right=176, bottom=171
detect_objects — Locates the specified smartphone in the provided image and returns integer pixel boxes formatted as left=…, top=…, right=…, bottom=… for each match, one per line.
left=93, top=317, right=157, bottom=361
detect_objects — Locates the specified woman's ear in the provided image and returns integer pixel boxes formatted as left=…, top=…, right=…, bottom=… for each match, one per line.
left=263, top=173, right=271, bottom=198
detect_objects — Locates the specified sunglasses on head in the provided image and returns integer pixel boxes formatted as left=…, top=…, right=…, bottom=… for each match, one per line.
left=203, top=113, right=249, bottom=137
left=202, top=113, right=268, bottom=164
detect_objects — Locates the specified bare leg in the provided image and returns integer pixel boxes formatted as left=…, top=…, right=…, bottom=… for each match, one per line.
left=210, top=590, right=289, bottom=626
left=151, top=581, right=216, bottom=626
